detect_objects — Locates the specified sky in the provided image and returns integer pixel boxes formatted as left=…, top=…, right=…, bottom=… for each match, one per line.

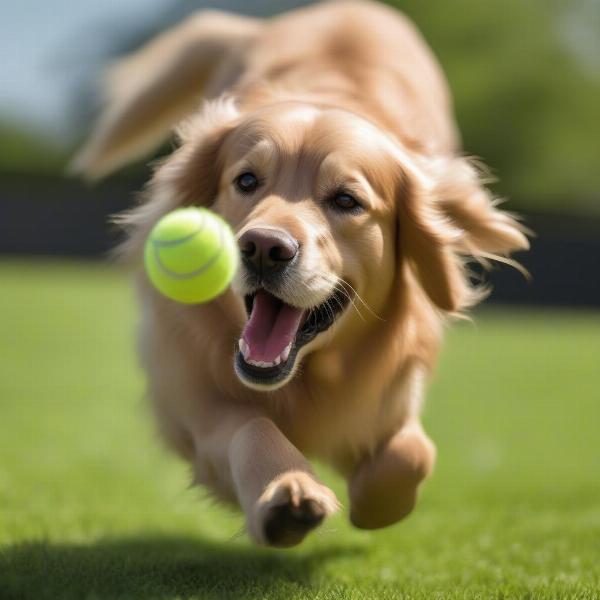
left=0, top=0, right=169, bottom=137
left=0, top=0, right=311, bottom=142
left=0, top=0, right=596, bottom=143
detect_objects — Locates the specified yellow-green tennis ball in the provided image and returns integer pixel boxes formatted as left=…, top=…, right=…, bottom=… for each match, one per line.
left=144, top=207, right=238, bottom=304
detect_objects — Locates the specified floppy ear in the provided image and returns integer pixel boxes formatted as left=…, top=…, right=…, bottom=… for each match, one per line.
left=399, top=157, right=530, bottom=312
left=153, top=98, right=240, bottom=206
left=113, top=99, right=239, bottom=263
left=71, top=10, right=260, bottom=180
left=399, top=172, right=472, bottom=312
left=433, top=157, right=530, bottom=259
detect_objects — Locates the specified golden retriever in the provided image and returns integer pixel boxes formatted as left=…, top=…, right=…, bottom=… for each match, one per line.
left=74, top=0, right=528, bottom=547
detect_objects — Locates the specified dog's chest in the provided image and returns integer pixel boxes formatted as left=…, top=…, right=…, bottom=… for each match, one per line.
left=268, top=370, right=420, bottom=467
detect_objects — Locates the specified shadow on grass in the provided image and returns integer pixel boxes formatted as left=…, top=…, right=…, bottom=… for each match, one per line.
left=0, top=534, right=362, bottom=600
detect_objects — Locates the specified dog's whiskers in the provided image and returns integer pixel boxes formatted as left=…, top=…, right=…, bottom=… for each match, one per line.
left=307, top=270, right=383, bottom=323
left=336, top=282, right=372, bottom=322
left=336, top=277, right=384, bottom=321
left=291, top=268, right=364, bottom=322
left=324, top=298, right=336, bottom=323
left=259, top=266, right=384, bottom=324
left=332, top=283, right=366, bottom=322
left=330, top=290, right=348, bottom=318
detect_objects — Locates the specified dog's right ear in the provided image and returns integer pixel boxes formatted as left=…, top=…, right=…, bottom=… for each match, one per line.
left=70, top=11, right=260, bottom=180
left=153, top=98, right=240, bottom=206
left=113, top=98, right=240, bottom=264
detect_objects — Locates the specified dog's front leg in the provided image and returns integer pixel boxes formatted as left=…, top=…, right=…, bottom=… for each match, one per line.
left=227, top=417, right=339, bottom=547
left=348, top=421, right=436, bottom=529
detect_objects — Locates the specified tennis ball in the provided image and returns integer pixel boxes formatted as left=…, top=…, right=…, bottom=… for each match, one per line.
left=144, top=207, right=238, bottom=304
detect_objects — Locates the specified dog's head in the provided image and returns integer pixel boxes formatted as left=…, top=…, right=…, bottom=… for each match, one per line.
left=116, top=100, right=527, bottom=390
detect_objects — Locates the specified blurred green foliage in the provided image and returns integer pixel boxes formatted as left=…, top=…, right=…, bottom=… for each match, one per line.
left=385, top=0, right=600, bottom=213
left=0, top=122, right=65, bottom=174
left=1, top=0, right=598, bottom=215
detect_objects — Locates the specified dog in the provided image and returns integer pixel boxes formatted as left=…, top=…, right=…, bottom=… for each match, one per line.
left=74, top=0, right=528, bottom=547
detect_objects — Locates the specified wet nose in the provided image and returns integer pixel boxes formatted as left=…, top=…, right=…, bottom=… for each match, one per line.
left=238, top=227, right=299, bottom=275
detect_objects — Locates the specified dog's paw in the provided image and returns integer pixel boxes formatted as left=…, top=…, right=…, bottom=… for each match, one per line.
left=249, top=471, right=339, bottom=547
left=349, top=426, right=436, bottom=530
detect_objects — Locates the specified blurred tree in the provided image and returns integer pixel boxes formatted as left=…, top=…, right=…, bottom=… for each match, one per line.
left=386, top=0, right=600, bottom=212
left=1, top=0, right=598, bottom=215
left=0, top=121, right=65, bottom=174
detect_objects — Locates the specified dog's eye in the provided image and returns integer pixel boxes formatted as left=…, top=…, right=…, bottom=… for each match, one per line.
left=235, top=172, right=260, bottom=194
left=331, top=192, right=361, bottom=212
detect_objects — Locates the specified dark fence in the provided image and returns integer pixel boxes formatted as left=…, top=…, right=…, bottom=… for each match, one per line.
left=1, top=173, right=599, bottom=306
left=0, top=173, right=136, bottom=256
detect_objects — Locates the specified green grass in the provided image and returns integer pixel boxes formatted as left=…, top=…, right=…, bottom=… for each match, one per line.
left=1, top=260, right=599, bottom=599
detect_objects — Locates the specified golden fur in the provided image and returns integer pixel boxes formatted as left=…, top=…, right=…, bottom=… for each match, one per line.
left=75, top=0, right=528, bottom=547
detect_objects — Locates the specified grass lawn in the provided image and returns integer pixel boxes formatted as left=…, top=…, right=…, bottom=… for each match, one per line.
left=1, top=260, right=599, bottom=599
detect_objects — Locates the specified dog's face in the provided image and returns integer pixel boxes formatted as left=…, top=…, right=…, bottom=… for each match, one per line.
left=215, top=105, right=400, bottom=389
left=147, top=101, right=528, bottom=391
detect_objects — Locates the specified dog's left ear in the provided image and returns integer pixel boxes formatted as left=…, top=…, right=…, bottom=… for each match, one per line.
left=399, top=170, right=468, bottom=312
left=432, top=158, right=530, bottom=258
left=399, top=156, right=530, bottom=313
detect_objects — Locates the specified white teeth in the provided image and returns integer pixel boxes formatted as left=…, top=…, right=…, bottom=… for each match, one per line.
left=281, top=343, right=292, bottom=363
left=238, top=338, right=250, bottom=360
left=239, top=341, right=294, bottom=369
left=247, top=359, right=272, bottom=368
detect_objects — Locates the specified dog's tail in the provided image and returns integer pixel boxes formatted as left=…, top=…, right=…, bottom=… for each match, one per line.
left=70, top=11, right=261, bottom=181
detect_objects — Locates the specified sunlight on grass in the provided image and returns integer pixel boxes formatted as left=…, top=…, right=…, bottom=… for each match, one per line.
left=1, top=260, right=599, bottom=599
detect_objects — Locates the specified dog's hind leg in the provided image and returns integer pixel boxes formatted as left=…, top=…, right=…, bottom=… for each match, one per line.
left=348, top=421, right=436, bottom=529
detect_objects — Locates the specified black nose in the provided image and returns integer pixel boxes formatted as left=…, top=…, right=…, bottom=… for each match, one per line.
left=238, top=228, right=298, bottom=276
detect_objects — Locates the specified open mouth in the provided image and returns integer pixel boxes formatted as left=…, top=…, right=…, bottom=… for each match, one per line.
left=235, top=287, right=351, bottom=387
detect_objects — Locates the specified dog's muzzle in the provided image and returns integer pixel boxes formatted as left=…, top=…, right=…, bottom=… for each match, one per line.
left=238, top=227, right=299, bottom=283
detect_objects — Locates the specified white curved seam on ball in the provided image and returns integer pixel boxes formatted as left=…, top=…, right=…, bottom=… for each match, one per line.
left=152, top=225, right=225, bottom=280
left=150, top=213, right=206, bottom=247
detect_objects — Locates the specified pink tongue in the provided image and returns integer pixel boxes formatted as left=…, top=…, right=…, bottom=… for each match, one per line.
left=242, top=291, right=304, bottom=363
